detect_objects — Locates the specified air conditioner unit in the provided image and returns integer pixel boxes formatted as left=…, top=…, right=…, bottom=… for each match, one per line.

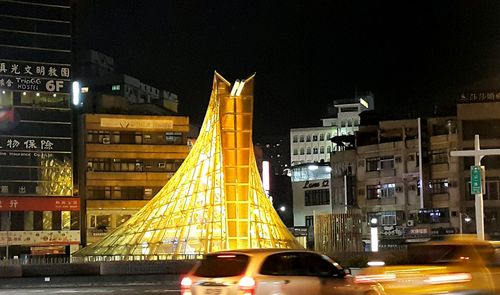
left=407, top=220, right=415, bottom=227
left=158, top=162, right=166, bottom=168
left=102, top=137, right=110, bottom=144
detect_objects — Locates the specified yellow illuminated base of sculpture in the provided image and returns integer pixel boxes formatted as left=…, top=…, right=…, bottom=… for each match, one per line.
left=75, top=73, right=301, bottom=260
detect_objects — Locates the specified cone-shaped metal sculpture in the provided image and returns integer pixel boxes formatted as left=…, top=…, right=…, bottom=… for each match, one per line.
left=75, top=73, right=301, bottom=259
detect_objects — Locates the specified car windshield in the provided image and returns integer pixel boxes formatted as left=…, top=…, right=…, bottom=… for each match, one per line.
left=406, top=244, right=493, bottom=264
left=193, top=254, right=249, bottom=277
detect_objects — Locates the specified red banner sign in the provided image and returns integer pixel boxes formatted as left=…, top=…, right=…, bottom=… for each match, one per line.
left=0, top=197, right=79, bottom=211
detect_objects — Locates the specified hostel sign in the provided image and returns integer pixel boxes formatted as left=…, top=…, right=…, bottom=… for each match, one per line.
left=0, top=60, right=70, bottom=93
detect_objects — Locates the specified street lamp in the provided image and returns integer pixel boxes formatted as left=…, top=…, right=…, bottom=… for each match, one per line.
left=459, top=212, right=472, bottom=235
left=370, top=217, right=378, bottom=252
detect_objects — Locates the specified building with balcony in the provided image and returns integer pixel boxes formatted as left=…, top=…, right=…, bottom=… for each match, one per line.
left=290, top=93, right=373, bottom=166
left=457, top=92, right=500, bottom=239
left=80, top=114, right=190, bottom=245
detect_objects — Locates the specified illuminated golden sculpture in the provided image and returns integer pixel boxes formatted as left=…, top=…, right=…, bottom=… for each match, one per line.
left=40, top=157, right=72, bottom=196
left=75, top=73, right=300, bottom=259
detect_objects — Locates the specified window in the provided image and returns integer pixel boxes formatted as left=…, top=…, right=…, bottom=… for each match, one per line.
left=11, top=212, right=24, bottom=231
left=366, top=157, right=379, bottom=172
left=419, top=208, right=450, bottom=224
left=33, top=211, right=43, bottom=230
left=299, top=135, right=304, bottom=142
left=96, top=215, right=111, bottom=230
left=61, top=211, right=71, bottom=230
left=52, top=211, right=62, bottom=230
left=305, top=216, right=314, bottom=228
left=430, top=179, right=449, bottom=194
left=368, top=211, right=399, bottom=226
left=327, top=146, right=331, bottom=153
left=430, top=149, right=448, bottom=164
left=260, top=253, right=306, bottom=276
left=381, top=211, right=397, bottom=225
left=306, top=147, right=311, bottom=154
left=293, top=135, right=298, bottom=142
left=43, top=211, right=52, bottom=230
left=165, top=132, right=183, bottom=144
left=306, top=135, right=311, bottom=142
left=300, top=148, right=305, bottom=155
left=305, top=189, right=330, bottom=206
left=116, top=215, right=131, bottom=227
left=195, top=254, right=249, bottom=277
left=320, top=146, right=325, bottom=154
left=320, top=134, right=324, bottom=141
left=326, top=133, right=331, bottom=140
left=366, top=184, right=396, bottom=199
left=293, top=149, right=298, bottom=155
left=313, top=148, right=318, bottom=154
left=312, top=135, right=318, bottom=141
left=380, top=156, right=395, bottom=170
left=486, top=180, right=500, bottom=200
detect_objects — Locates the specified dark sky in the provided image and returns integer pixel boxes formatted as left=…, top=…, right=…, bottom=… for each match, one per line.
left=75, top=1, right=500, bottom=137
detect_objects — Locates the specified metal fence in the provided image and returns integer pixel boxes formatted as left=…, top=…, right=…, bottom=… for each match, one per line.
left=0, top=254, right=203, bottom=265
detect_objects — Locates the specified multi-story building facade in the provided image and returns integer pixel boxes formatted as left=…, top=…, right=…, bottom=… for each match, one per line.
left=290, top=94, right=373, bottom=166
left=0, top=0, right=78, bottom=258
left=74, top=50, right=194, bottom=246
left=338, top=115, right=468, bottom=249
left=457, top=92, right=500, bottom=239
left=80, top=114, right=190, bottom=245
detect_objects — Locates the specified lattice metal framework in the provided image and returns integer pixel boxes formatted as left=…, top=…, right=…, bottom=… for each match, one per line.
left=75, top=73, right=301, bottom=259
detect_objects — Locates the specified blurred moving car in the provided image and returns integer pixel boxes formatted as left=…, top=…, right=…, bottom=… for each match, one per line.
left=355, top=236, right=500, bottom=295
left=181, top=248, right=383, bottom=295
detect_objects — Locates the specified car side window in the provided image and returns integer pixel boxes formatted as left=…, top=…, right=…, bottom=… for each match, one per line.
left=302, top=253, right=342, bottom=277
left=260, top=253, right=307, bottom=276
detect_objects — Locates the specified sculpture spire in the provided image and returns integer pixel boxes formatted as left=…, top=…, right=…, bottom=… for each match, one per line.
left=75, top=73, right=300, bottom=259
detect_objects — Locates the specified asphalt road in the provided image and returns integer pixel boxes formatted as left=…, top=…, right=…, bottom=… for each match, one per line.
left=0, top=285, right=181, bottom=294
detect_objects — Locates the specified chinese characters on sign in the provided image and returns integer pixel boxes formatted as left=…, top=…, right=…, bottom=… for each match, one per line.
left=459, top=91, right=500, bottom=103
left=0, top=60, right=70, bottom=93
left=0, top=197, right=79, bottom=211
left=0, top=138, right=57, bottom=151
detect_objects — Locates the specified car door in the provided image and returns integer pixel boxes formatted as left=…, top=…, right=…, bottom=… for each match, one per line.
left=302, top=253, right=352, bottom=295
left=258, top=252, right=321, bottom=295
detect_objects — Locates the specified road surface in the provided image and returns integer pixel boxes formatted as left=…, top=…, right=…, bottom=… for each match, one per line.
left=0, top=285, right=181, bottom=294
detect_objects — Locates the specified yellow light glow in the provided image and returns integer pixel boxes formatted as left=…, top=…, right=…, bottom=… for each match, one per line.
left=75, top=72, right=301, bottom=260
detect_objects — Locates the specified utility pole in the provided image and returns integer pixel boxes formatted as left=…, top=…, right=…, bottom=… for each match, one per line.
left=450, top=134, right=500, bottom=240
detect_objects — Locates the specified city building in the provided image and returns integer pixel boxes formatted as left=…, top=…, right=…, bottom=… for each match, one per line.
left=335, top=116, right=462, bottom=249
left=290, top=93, right=373, bottom=166
left=80, top=113, right=190, bottom=245
left=289, top=93, right=374, bottom=248
left=0, top=0, right=78, bottom=258
left=77, top=50, right=179, bottom=114
left=457, top=91, right=500, bottom=239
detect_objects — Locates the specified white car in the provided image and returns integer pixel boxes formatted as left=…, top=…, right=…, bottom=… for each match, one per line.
left=181, top=249, right=382, bottom=295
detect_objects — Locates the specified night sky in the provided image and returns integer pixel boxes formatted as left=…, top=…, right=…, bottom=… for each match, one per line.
left=75, top=1, right=500, bottom=137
